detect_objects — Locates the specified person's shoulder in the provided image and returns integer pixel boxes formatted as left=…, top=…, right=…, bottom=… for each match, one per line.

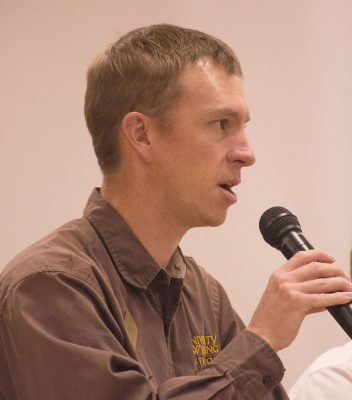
left=0, top=217, right=98, bottom=303
left=289, top=342, right=352, bottom=399
left=307, top=342, right=352, bottom=371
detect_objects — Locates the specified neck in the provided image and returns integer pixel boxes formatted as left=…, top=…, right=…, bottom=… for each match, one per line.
left=101, top=174, right=186, bottom=268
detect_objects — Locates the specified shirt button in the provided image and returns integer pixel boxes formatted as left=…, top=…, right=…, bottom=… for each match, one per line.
left=263, top=375, right=273, bottom=387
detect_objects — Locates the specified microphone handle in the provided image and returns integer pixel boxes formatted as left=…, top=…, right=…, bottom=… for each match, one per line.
left=280, top=231, right=352, bottom=339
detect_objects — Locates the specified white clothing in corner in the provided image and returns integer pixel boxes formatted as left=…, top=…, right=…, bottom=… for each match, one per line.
left=289, top=341, right=352, bottom=400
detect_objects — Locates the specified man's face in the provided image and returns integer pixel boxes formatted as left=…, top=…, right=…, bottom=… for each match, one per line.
left=150, top=60, right=256, bottom=231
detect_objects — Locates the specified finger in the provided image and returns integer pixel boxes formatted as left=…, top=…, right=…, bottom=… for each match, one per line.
left=304, top=291, right=352, bottom=312
left=282, top=250, right=336, bottom=272
left=309, top=307, right=326, bottom=314
left=291, top=276, right=352, bottom=295
left=290, top=262, right=348, bottom=282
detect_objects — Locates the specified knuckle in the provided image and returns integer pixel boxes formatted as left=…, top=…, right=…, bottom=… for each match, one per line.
left=321, top=293, right=330, bottom=307
left=303, top=300, right=316, bottom=314
left=289, top=290, right=301, bottom=304
left=316, top=249, right=328, bottom=258
left=320, top=291, right=348, bottom=308
left=316, top=278, right=328, bottom=291
left=309, top=261, right=321, bottom=270
left=316, top=277, right=348, bottom=294
left=294, top=251, right=306, bottom=261
left=278, top=281, right=290, bottom=294
left=269, top=270, right=280, bottom=282
left=269, top=271, right=294, bottom=298
left=341, top=277, right=352, bottom=291
left=270, top=271, right=286, bottom=287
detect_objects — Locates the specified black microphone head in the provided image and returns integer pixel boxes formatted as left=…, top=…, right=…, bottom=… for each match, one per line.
left=259, top=206, right=302, bottom=249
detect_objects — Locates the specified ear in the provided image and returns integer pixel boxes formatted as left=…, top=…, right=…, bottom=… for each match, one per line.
left=120, top=112, right=153, bottom=163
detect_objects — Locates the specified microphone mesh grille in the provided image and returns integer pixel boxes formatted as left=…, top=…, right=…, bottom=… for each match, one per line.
left=259, top=206, right=301, bottom=248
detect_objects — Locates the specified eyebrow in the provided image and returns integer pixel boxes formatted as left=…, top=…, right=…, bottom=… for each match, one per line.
left=207, top=107, right=251, bottom=123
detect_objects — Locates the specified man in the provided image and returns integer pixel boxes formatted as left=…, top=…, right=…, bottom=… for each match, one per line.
left=289, top=248, right=352, bottom=399
left=0, top=24, right=351, bottom=399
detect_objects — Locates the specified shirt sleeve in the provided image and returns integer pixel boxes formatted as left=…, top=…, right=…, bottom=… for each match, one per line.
left=158, top=330, right=289, bottom=400
left=192, top=273, right=289, bottom=400
left=1, top=269, right=287, bottom=400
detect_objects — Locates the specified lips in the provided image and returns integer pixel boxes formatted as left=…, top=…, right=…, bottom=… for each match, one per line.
left=217, top=177, right=240, bottom=192
left=218, top=183, right=234, bottom=194
left=217, top=178, right=240, bottom=203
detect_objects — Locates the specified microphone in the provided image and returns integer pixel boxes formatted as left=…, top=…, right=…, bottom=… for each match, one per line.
left=259, top=206, right=352, bottom=339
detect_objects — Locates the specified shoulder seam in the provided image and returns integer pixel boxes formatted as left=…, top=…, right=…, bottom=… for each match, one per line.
left=0, top=263, right=105, bottom=329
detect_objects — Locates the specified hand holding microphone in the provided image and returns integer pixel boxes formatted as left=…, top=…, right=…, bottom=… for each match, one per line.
left=247, top=207, right=352, bottom=352
left=260, top=206, right=352, bottom=338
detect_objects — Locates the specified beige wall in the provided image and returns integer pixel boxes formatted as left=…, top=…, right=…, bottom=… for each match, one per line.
left=1, top=0, right=352, bottom=389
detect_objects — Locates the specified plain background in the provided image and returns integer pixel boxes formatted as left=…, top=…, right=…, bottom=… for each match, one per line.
left=1, top=0, right=352, bottom=390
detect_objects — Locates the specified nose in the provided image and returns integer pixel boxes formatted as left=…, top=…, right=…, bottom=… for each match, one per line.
left=227, top=133, right=256, bottom=167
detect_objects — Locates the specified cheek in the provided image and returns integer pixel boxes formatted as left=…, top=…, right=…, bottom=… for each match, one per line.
left=155, top=135, right=222, bottom=189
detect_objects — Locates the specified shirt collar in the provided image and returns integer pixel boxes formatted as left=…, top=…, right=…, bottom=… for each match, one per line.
left=83, top=188, right=186, bottom=289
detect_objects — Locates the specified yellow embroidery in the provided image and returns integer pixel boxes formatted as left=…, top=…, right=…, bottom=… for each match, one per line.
left=192, top=335, right=220, bottom=365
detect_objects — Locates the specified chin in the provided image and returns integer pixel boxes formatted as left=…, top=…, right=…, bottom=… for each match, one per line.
left=207, top=217, right=227, bottom=227
left=198, top=210, right=228, bottom=228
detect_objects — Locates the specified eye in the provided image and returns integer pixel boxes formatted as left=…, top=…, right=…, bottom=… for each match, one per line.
left=217, top=119, right=228, bottom=130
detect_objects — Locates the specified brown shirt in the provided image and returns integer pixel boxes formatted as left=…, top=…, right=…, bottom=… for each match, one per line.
left=0, top=189, right=288, bottom=399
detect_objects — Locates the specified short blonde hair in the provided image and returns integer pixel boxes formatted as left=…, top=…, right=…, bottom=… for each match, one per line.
left=84, top=24, right=242, bottom=172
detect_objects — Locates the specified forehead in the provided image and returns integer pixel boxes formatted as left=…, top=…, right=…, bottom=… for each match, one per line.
left=176, top=60, right=250, bottom=121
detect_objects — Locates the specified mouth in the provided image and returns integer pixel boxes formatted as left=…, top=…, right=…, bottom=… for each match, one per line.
left=217, top=180, right=238, bottom=203
left=218, top=183, right=235, bottom=194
